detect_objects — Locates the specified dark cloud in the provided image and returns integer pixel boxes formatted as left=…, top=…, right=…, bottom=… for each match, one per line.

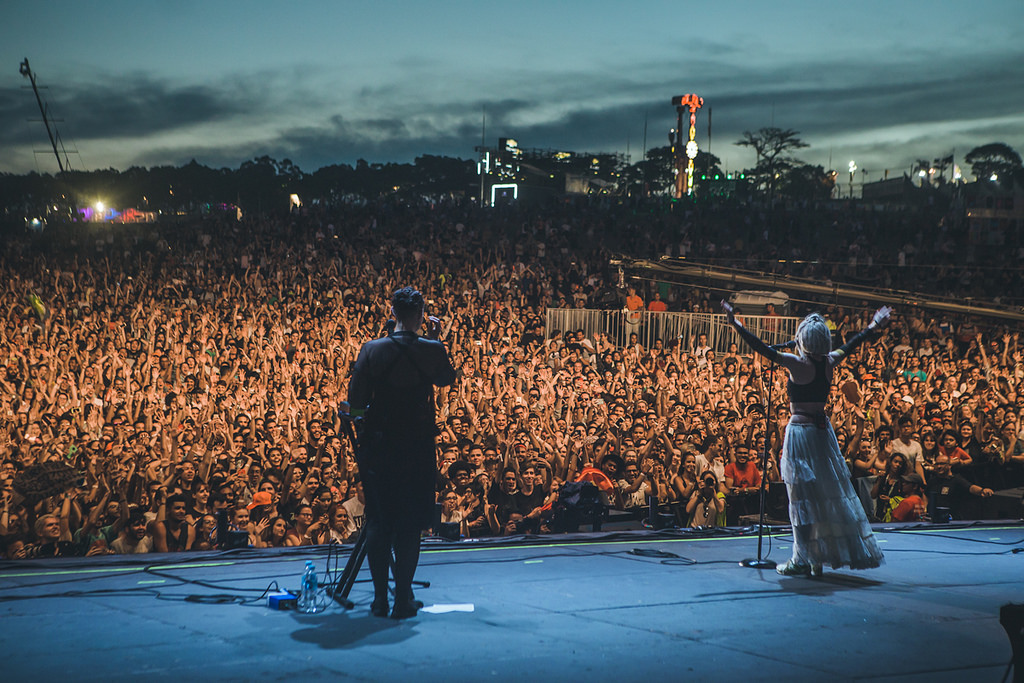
left=4, top=46, right=1022, bottom=175
left=0, top=72, right=274, bottom=146
left=720, top=54, right=1024, bottom=136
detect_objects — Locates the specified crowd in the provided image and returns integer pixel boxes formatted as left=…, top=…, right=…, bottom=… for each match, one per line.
left=1, top=196, right=1022, bottom=559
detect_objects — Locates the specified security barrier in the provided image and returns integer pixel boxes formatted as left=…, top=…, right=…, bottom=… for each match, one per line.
left=544, top=308, right=800, bottom=353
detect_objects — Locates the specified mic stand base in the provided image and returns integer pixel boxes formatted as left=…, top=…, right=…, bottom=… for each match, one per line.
left=739, top=558, right=778, bottom=569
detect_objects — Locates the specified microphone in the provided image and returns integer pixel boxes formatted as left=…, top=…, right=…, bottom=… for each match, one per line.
left=380, top=319, right=396, bottom=337
left=770, top=340, right=797, bottom=351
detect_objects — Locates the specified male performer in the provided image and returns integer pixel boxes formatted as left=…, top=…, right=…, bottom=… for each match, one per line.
left=347, top=287, right=456, bottom=618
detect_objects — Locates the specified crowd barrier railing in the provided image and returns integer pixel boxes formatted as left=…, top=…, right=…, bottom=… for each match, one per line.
left=545, top=308, right=800, bottom=353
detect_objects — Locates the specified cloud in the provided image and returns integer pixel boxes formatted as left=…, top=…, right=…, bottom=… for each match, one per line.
left=3, top=44, right=1022, bottom=176
left=0, top=76, right=261, bottom=148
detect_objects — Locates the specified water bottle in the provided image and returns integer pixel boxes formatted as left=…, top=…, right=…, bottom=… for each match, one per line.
left=299, top=560, right=320, bottom=614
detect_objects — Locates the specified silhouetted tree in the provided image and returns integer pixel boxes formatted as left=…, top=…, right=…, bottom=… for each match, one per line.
left=411, top=156, right=475, bottom=197
left=778, top=163, right=835, bottom=201
left=735, top=127, right=809, bottom=203
left=625, top=146, right=675, bottom=196
left=931, top=154, right=953, bottom=184
left=964, top=143, right=1023, bottom=186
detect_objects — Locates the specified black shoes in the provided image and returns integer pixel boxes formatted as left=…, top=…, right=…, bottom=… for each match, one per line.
left=370, top=597, right=389, bottom=618
left=373, top=587, right=423, bottom=619
left=390, top=599, right=423, bottom=620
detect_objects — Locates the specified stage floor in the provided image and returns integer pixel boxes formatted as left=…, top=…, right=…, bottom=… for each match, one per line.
left=2, top=523, right=1023, bottom=682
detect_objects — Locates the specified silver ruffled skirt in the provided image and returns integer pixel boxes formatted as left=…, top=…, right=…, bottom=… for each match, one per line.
left=781, top=420, right=884, bottom=570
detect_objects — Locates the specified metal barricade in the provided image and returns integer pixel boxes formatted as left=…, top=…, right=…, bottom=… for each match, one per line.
left=545, top=308, right=799, bottom=353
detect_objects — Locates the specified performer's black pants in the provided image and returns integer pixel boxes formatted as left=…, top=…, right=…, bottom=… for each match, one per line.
left=357, top=434, right=435, bottom=605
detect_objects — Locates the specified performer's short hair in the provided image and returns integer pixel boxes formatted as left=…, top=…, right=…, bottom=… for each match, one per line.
left=796, top=313, right=832, bottom=357
left=392, top=286, right=424, bottom=319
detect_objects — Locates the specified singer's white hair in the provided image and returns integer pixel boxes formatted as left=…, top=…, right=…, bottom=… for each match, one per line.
left=796, top=313, right=832, bottom=357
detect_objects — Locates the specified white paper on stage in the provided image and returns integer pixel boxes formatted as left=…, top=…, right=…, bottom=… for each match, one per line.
left=421, top=603, right=475, bottom=614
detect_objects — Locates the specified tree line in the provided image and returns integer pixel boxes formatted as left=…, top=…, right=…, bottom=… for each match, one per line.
left=1, top=134, right=1020, bottom=223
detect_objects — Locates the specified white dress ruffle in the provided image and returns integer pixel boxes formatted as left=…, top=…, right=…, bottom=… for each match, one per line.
left=781, top=421, right=884, bottom=570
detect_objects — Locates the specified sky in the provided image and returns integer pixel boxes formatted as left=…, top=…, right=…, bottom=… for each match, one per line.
left=2, top=0, right=1023, bottom=182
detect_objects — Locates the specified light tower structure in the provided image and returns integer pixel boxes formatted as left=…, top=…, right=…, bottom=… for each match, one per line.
left=670, top=94, right=703, bottom=198
left=19, top=58, right=73, bottom=173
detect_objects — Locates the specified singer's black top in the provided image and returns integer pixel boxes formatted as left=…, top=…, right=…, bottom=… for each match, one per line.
left=787, top=356, right=831, bottom=403
left=730, top=322, right=882, bottom=405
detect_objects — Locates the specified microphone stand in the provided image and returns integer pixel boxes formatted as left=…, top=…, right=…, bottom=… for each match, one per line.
left=740, top=357, right=778, bottom=570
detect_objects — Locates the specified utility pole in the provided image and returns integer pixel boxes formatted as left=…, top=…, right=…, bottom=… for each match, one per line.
left=479, top=107, right=486, bottom=207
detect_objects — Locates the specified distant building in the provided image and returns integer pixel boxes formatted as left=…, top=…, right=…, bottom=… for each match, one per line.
left=476, top=138, right=626, bottom=205
left=696, top=172, right=746, bottom=198
left=964, top=179, right=1024, bottom=248
left=861, top=176, right=916, bottom=204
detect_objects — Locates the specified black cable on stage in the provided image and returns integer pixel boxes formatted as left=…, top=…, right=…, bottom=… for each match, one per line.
left=142, top=565, right=277, bottom=591
left=0, top=571, right=288, bottom=607
left=182, top=594, right=247, bottom=605
left=882, top=547, right=1022, bottom=558
left=628, top=548, right=681, bottom=559
left=0, top=587, right=163, bottom=603
left=0, top=561, right=293, bottom=604
left=0, top=544, right=357, bottom=596
left=624, top=548, right=698, bottom=566
left=880, top=527, right=1024, bottom=547
left=0, top=543, right=341, bottom=575
left=139, top=543, right=372, bottom=604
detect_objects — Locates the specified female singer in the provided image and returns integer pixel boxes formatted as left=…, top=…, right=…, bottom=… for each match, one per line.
left=722, top=301, right=890, bottom=575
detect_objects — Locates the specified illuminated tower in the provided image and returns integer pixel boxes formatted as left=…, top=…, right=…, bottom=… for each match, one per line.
left=670, top=94, right=703, bottom=198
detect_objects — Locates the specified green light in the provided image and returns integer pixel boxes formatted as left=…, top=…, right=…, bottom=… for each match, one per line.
left=701, top=174, right=706, bottom=180
left=727, top=173, right=733, bottom=180
left=714, top=174, right=720, bottom=180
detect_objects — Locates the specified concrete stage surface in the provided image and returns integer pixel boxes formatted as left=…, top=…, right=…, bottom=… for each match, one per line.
left=2, top=523, right=1023, bottom=682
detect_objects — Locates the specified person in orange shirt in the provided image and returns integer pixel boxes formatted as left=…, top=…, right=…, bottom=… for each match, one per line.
left=647, top=292, right=668, bottom=312
left=625, top=286, right=644, bottom=312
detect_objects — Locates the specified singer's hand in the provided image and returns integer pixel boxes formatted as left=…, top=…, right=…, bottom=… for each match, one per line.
left=870, top=306, right=893, bottom=330
left=720, top=300, right=737, bottom=325
left=426, top=315, right=442, bottom=340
